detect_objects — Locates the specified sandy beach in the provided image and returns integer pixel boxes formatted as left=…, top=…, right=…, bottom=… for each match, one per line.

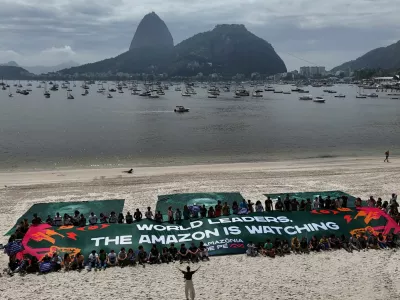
left=1, top=156, right=400, bottom=300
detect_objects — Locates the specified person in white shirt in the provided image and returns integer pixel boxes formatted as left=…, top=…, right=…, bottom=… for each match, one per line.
left=53, top=212, right=62, bottom=226
left=87, top=250, right=99, bottom=271
left=107, top=250, right=117, bottom=266
left=313, top=197, right=319, bottom=209
left=145, top=207, right=153, bottom=219
left=246, top=242, right=257, bottom=257
left=89, top=212, right=98, bottom=225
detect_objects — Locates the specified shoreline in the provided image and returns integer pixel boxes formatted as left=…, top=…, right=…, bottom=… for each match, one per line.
left=0, top=155, right=396, bottom=188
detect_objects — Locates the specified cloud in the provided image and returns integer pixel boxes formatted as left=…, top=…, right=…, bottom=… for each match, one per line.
left=0, top=0, right=399, bottom=69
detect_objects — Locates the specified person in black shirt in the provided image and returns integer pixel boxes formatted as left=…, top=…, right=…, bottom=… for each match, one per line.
left=325, top=196, right=331, bottom=209
left=200, top=205, right=207, bottom=218
left=265, top=197, right=273, bottom=212
left=168, top=243, right=178, bottom=260
left=78, top=214, right=86, bottom=227
left=188, top=242, right=199, bottom=262
left=134, top=209, right=142, bottom=222
left=136, top=245, right=147, bottom=267
left=177, top=266, right=200, bottom=300
left=178, top=243, right=189, bottom=263
left=32, top=213, right=42, bottom=225
left=148, top=244, right=160, bottom=264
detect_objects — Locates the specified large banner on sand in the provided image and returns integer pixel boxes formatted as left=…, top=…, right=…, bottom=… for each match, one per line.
left=6, top=199, right=125, bottom=236
left=19, top=208, right=400, bottom=260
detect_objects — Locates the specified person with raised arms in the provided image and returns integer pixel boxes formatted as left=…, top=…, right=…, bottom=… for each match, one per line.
left=176, top=265, right=200, bottom=300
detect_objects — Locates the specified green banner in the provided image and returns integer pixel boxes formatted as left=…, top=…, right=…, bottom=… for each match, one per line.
left=6, top=199, right=125, bottom=236
left=19, top=207, right=400, bottom=260
left=156, top=192, right=244, bottom=214
left=265, top=191, right=356, bottom=207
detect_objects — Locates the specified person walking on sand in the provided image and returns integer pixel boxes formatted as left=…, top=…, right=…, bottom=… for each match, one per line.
left=384, top=150, right=390, bottom=162
left=177, top=266, right=200, bottom=300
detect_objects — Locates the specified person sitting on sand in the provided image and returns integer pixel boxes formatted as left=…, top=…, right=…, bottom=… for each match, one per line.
left=207, top=206, right=215, bottom=218
left=78, top=214, right=86, bottom=227
left=107, top=249, right=117, bottom=267
left=46, top=215, right=53, bottom=226
left=349, top=234, right=361, bottom=252
left=178, top=243, right=190, bottom=263
left=88, top=212, right=98, bottom=225
left=274, top=238, right=283, bottom=256
left=376, top=198, right=383, bottom=208
left=264, top=239, right=275, bottom=258
left=148, top=244, right=161, bottom=264
left=51, top=252, right=62, bottom=271
left=175, top=208, right=182, bottom=223
left=145, top=207, right=154, bottom=220
left=282, top=239, right=291, bottom=254
left=246, top=241, right=258, bottom=257
left=152, top=210, right=161, bottom=222
left=118, top=247, right=129, bottom=267
left=255, top=201, right=264, bottom=212
left=386, top=233, right=395, bottom=248
left=137, top=245, right=148, bottom=267
left=239, top=199, right=248, bottom=210
left=222, top=202, right=231, bottom=215
left=232, top=201, right=239, bottom=214
left=275, top=197, right=283, bottom=211
left=109, top=211, right=118, bottom=223
left=63, top=213, right=72, bottom=225
left=319, top=236, right=330, bottom=250
left=340, top=234, right=352, bottom=252
left=200, top=205, right=207, bottom=218
left=189, top=242, right=200, bottom=262
left=300, top=237, right=309, bottom=253
left=32, top=213, right=42, bottom=225
left=52, top=212, right=62, bottom=226
left=26, top=256, right=39, bottom=274
left=71, top=252, right=85, bottom=270
left=118, top=212, right=124, bottom=224
left=183, top=205, right=191, bottom=220
left=125, top=211, right=133, bottom=224
left=291, top=237, right=301, bottom=253
left=377, top=233, right=387, bottom=249
left=169, top=243, right=178, bottom=261
left=98, top=249, right=107, bottom=269
left=161, top=247, right=172, bottom=263
left=358, top=233, right=368, bottom=250
left=133, top=209, right=142, bottom=222
left=215, top=201, right=222, bottom=217
left=265, top=197, right=273, bottom=212
left=367, top=234, right=379, bottom=249
left=126, top=248, right=136, bottom=266
left=198, top=241, right=209, bottom=261
left=99, top=213, right=108, bottom=223
left=87, top=250, right=99, bottom=271
left=63, top=253, right=71, bottom=271
left=167, top=206, right=174, bottom=224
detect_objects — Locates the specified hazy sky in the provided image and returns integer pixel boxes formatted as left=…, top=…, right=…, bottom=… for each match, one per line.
left=0, top=0, right=399, bottom=70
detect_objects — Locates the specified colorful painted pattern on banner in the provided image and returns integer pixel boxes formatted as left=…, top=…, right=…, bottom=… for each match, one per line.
left=18, top=207, right=400, bottom=260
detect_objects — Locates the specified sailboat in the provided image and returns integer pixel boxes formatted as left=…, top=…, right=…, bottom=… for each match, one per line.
left=67, top=91, right=74, bottom=99
left=8, top=86, right=13, bottom=97
left=107, top=93, right=113, bottom=98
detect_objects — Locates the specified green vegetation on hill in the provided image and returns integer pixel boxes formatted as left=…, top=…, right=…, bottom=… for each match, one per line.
left=0, top=66, right=34, bottom=79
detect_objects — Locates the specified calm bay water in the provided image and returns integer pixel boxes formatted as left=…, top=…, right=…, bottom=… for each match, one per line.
left=0, top=82, right=399, bottom=170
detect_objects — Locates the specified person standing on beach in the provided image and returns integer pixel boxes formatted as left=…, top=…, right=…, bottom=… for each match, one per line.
left=384, top=150, right=389, bottom=162
left=177, top=266, right=200, bottom=300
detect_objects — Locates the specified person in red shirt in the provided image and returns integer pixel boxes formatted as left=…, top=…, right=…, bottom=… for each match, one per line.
left=214, top=201, right=222, bottom=217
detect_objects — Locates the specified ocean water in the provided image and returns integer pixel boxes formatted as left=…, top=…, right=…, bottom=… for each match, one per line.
left=0, top=82, right=399, bottom=170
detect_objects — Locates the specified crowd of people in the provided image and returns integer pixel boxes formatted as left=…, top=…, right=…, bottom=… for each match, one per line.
left=246, top=231, right=400, bottom=258
left=3, top=193, right=399, bottom=276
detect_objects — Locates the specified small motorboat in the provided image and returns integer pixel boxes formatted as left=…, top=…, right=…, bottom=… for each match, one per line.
left=313, top=97, right=325, bottom=103
left=264, top=86, right=275, bottom=92
left=107, top=93, right=113, bottom=98
left=174, top=106, right=190, bottom=112
left=273, top=90, right=283, bottom=93
left=356, top=94, right=367, bottom=98
left=181, top=91, right=191, bottom=97
left=367, top=93, right=378, bottom=98
left=334, top=94, right=346, bottom=98
left=283, top=91, right=291, bottom=94
left=299, top=95, right=313, bottom=100
left=208, top=94, right=217, bottom=98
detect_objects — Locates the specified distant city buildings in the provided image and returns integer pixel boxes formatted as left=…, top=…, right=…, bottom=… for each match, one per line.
left=299, top=66, right=326, bottom=77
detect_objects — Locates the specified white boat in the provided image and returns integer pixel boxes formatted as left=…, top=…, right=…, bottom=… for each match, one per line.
left=175, top=87, right=182, bottom=92
left=149, top=91, right=159, bottom=98
left=174, top=106, right=189, bottom=112
left=367, top=93, right=378, bottom=98
left=252, top=91, right=263, bottom=97
left=233, top=94, right=241, bottom=98
left=356, top=94, right=367, bottom=99
left=181, top=91, right=191, bottom=97
left=273, top=90, right=283, bottom=94
left=313, top=97, right=325, bottom=103
left=208, top=94, right=217, bottom=98
left=334, top=94, right=346, bottom=98
left=264, top=86, right=275, bottom=91
left=299, top=95, right=313, bottom=100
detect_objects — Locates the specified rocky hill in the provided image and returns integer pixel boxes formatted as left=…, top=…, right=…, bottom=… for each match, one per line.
left=0, top=66, right=34, bottom=79
left=332, top=40, right=400, bottom=72
left=59, top=13, right=286, bottom=77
